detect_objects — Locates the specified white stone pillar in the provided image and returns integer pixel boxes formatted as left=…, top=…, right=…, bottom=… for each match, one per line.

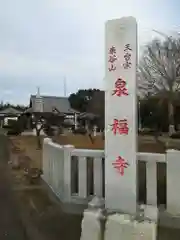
left=93, top=126, right=97, bottom=136
left=49, top=147, right=53, bottom=187
left=166, top=149, right=180, bottom=214
left=139, top=204, right=159, bottom=223
left=146, top=161, right=157, bottom=206
left=134, top=220, right=157, bottom=240
left=63, top=145, right=74, bottom=201
left=105, top=17, right=137, bottom=214
left=52, top=145, right=61, bottom=192
left=93, top=157, right=103, bottom=197
left=105, top=214, right=133, bottom=240
left=78, top=157, right=88, bottom=198
left=80, top=197, right=105, bottom=240
left=42, top=138, right=51, bottom=183
left=74, top=113, right=78, bottom=130
left=56, top=144, right=66, bottom=197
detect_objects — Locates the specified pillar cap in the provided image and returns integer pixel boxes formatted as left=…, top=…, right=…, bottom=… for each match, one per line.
left=88, top=196, right=105, bottom=209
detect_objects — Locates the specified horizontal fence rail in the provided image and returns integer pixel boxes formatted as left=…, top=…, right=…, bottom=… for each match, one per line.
left=42, top=138, right=180, bottom=215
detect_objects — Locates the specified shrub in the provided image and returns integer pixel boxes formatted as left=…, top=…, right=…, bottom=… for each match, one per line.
left=170, top=132, right=180, bottom=139
left=6, top=121, right=23, bottom=136
left=7, top=130, right=20, bottom=136
left=7, top=119, right=17, bottom=127
left=138, top=128, right=156, bottom=136
left=44, top=125, right=54, bottom=136
left=73, top=127, right=87, bottom=135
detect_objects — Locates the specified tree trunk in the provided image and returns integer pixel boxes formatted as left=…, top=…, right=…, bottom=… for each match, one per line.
left=168, top=101, right=175, bottom=136
left=36, top=128, right=42, bottom=149
left=27, top=117, right=31, bottom=130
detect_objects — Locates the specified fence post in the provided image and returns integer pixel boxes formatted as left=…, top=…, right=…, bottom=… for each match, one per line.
left=78, top=157, right=88, bottom=198
left=42, top=138, right=51, bottom=183
left=94, top=157, right=103, bottom=198
left=146, top=161, right=157, bottom=206
left=80, top=197, right=105, bottom=240
left=166, top=149, right=180, bottom=215
left=54, top=144, right=64, bottom=196
left=63, top=145, right=74, bottom=202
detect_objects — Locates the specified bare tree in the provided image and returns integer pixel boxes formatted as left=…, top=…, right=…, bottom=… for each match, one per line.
left=33, top=112, right=65, bottom=149
left=138, top=32, right=180, bottom=135
left=33, top=114, right=45, bottom=149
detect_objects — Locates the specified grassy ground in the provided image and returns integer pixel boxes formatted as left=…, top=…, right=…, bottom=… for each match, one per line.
left=9, top=135, right=45, bottom=169
left=54, top=133, right=180, bottom=153
left=9, top=134, right=180, bottom=172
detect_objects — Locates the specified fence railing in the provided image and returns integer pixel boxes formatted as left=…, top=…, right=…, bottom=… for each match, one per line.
left=42, top=138, right=180, bottom=215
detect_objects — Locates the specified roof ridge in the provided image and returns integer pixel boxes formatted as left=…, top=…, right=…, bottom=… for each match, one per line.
left=31, top=95, right=68, bottom=99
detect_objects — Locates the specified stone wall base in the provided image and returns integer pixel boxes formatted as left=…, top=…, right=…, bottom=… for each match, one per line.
left=105, top=214, right=157, bottom=240
left=80, top=198, right=157, bottom=240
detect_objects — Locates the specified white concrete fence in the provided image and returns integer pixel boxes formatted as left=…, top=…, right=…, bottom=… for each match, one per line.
left=42, top=138, right=180, bottom=215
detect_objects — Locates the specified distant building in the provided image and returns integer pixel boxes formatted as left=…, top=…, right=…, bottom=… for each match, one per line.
left=26, top=88, right=78, bottom=116
left=0, top=107, right=23, bottom=127
left=0, top=107, right=23, bottom=117
left=25, top=88, right=79, bottom=129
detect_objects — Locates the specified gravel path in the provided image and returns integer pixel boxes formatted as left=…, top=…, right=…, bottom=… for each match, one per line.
left=0, top=134, right=28, bottom=239
left=1, top=133, right=82, bottom=240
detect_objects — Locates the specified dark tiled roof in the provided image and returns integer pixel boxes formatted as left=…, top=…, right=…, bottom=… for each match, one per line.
left=78, top=112, right=99, bottom=120
left=30, top=95, right=78, bottom=114
left=0, top=107, right=23, bottom=115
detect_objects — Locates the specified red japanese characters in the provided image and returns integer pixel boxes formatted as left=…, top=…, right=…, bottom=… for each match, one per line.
left=108, top=46, right=117, bottom=72
left=112, top=78, right=128, bottom=97
left=112, top=156, right=129, bottom=176
left=111, top=119, right=129, bottom=135
left=107, top=44, right=132, bottom=177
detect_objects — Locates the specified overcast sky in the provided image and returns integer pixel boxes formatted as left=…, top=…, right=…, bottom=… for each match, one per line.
left=0, top=0, right=180, bottom=105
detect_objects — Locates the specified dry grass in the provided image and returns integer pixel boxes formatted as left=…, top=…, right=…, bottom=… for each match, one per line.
left=8, top=134, right=180, bottom=175
left=9, top=136, right=45, bottom=169
left=53, top=134, right=104, bottom=150
left=53, top=134, right=180, bottom=153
